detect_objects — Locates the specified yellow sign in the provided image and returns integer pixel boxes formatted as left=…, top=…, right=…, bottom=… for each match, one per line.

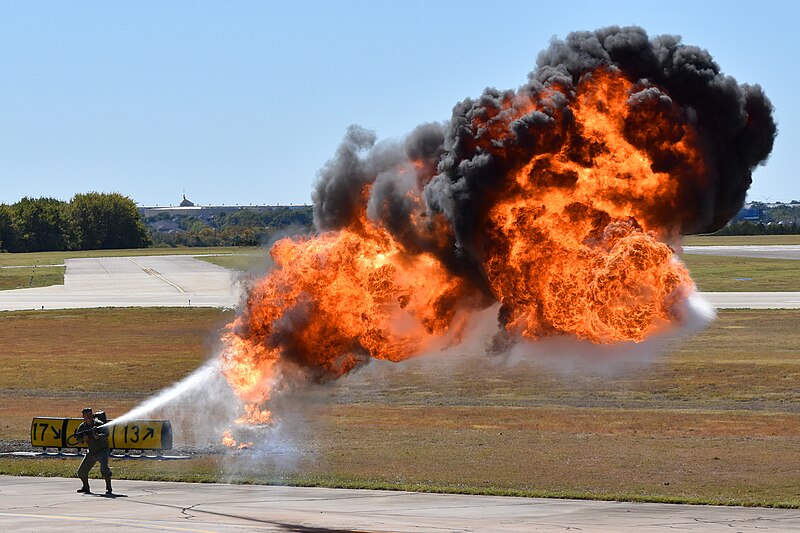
left=30, top=418, right=72, bottom=448
left=30, top=418, right=172, bottom=450
left=109, top=420, right=168, bottom=449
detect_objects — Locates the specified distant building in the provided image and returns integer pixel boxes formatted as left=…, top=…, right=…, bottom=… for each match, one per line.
left=733, top=207, right=763, bottom=222
left=138, top=195, right=310, bottom=220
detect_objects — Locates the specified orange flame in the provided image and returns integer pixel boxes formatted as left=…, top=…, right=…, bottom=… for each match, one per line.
left=219, top=66, right=701, bottom=412
left=482, top=68, right=696, bottom=342
left=221, top=430, right=236, bottom=448
left=221, top=429, right=254, bottom=450
left=218, top=211, right=479, bottom=420
left=235, top=403, right=273, bottom=425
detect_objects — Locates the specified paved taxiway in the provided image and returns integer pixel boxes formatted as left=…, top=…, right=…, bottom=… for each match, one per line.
left=0, top=255, right=241, bottom=311
left=2, top=476, right=798, bottom=533
left=683, top=244, right=800, bottom=260
left=702, top=291, right=800, bottom=309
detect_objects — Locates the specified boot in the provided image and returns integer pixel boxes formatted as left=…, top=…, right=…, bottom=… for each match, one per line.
left=77, top=476, right=90, bottom=493
left=104, top=475, right=113, bottom=495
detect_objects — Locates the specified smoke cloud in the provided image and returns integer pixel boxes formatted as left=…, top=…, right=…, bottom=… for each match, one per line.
left=316, top=26, right=775, bottom=261
left=115, top=27, right=775, bottom=455
left=219, top=26, right=775, bottom=424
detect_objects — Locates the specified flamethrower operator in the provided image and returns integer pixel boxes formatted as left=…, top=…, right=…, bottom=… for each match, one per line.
left=74, top=407, right=112, bottom=495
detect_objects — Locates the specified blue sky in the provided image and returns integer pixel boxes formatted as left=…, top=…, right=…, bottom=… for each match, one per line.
left=1, top=1, right=797, bottom=207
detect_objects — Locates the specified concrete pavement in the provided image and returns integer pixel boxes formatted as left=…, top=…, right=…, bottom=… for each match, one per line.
left=701, top=291, right=800, bottom=309
left=0, top=255, right=241, bottom=311
left=1, top=476, right=798, bottom=533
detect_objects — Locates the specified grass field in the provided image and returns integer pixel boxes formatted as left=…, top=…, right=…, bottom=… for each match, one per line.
left=684, top=235, right=800, bottom=246
left=0, top=265, right=65, bottom=291
left=681, top=255, right=800, bottom=292
left=0, top=307, right=798, bottom=507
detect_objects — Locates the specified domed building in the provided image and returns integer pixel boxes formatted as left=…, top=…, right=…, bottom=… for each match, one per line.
left=138, top=194, right=310, bottom=220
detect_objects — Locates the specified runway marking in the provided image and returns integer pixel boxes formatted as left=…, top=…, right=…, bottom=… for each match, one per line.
left=0, top=512, right=222, bottom=532
left=128, top=258, right=187, bottom=294
left=93, top=258, right=111, bottom=274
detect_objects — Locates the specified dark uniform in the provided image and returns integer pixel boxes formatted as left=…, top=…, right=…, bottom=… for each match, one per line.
left=75, top=408, right=112, bottom=494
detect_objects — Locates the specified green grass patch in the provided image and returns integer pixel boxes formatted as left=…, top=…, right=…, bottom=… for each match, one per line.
left=682, top=254, right=800, bottom=291
left=0, top=265, right=65, bottom=290
left=683, top=235, right=800, bottom=246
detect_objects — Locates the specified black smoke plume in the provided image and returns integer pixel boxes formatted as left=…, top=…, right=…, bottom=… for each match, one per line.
left=224, top=26, right=777, bottom=400
left=313, top=26, right=776, bottom=262
left=299, top=25, right=778, bottom=351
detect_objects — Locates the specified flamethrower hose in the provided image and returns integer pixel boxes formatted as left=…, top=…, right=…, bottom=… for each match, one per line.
left=65, top=424, right=109, bottom=447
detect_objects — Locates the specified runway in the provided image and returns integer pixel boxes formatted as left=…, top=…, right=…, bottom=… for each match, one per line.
left=0, top=255, right=241, bottom=311
left=1, top=476, right=798, bottom=533
left=701, top=291, right=800, bottom=309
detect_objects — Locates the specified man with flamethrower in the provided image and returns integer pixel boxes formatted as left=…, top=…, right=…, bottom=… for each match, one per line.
left=73, top=407, right=112, bottom=495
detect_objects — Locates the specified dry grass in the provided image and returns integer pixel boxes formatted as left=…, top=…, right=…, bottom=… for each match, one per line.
left=0, top=308, right=233, bottom=442
left=306, top=405, right=799, bottom=506
left=0, top=307, right=799, bottom=506
left=0, top=308, right=233, bottom=392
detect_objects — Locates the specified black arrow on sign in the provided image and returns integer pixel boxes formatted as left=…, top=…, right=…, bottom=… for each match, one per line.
left=144, top=427, right=155, bottom=440
left=50, top=426, right=61, bottom=439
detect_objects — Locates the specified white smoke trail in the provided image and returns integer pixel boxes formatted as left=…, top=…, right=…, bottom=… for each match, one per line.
left=106, top=359, right=221, bottom=427
left=498, top=290, right=717, bottom=370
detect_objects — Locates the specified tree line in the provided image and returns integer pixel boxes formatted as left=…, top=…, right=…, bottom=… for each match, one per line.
left=711, top=221, right=800, bottom=236
left=707, top=201, right=800, bottom=236
left=4, top=190, right=797, bottom=252
left=0, top=194, right=315, bottom=252
left=0, top=193, right=150, bottom=252
left=145, top=206, right=313, bottom=247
